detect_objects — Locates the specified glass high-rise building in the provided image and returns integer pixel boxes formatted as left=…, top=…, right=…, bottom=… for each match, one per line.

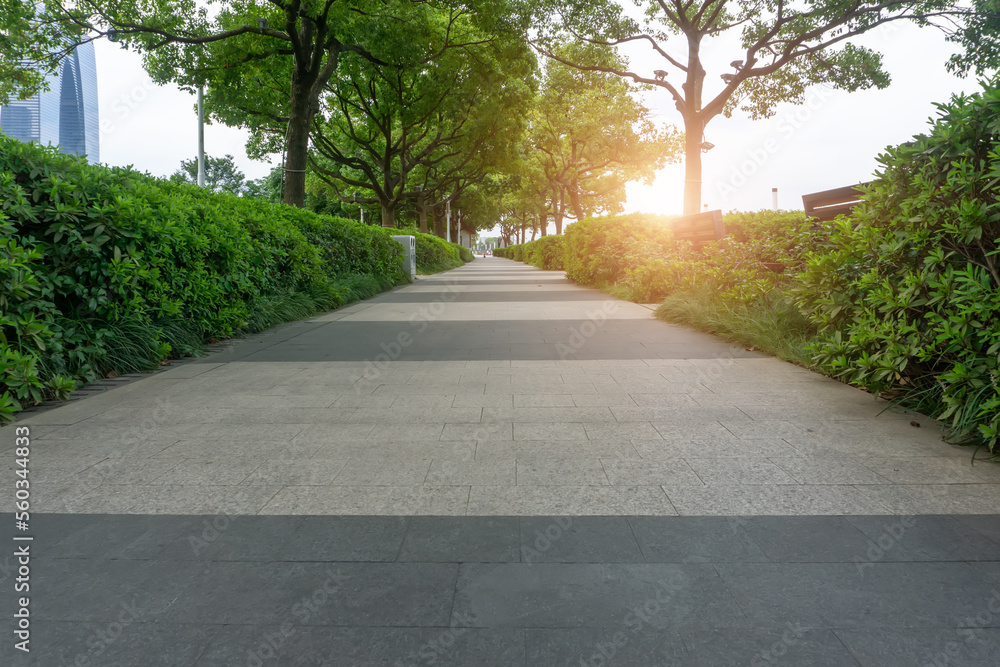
left=0, top=41, right=100, bottom=163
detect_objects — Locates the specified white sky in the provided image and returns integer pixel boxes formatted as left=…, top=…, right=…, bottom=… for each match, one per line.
left=92, top=18, right=982, bottom=221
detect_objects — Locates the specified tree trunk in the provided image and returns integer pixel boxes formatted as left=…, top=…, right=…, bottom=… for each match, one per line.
left=432, top=206, right=444, bottom=237
left=284, top=85, right=312, bottom=207
left=553, top=187, right=564, bottom=235
left=381, top=202, right=396, bottom=228
left=568, top=179, right=585, bottom=220
left=540, top=212, right=547, bottom=237
left=417, top=195, right=428, bottom=233
left=683, top=114, right=704, bottom=216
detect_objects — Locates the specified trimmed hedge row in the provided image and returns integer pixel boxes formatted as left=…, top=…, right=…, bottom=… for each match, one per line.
left=0, top=137, right=407, bottom=422
left=494, top=236, right=565, bottom=269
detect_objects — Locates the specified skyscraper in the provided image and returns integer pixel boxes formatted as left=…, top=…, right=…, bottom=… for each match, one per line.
left=0, top=41, right=100, bottom=163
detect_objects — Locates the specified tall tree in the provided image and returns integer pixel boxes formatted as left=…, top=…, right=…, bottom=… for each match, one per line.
left=533, top=0, right=1000, bottom=214
left=307, top=4, right=535, bottom=227
left=169, top=154, right=247, bottom=194
left=530, top=43, right=680, bottom=231
left=9, top=0, right=403, bottom=207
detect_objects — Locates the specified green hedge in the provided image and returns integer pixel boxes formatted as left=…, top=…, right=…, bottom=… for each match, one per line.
left=562, top=213, right=680, bottom=286
left=496, top=236, right=565, bottom=269
left=0, top=137, right=406, bottom=422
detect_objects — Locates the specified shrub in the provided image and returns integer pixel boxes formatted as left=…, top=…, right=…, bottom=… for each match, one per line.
left=0, top=136, right=405, bottom=422
left=795, top=84, right=1000, bottom=451
left=521, top=236, right=565, bottom=270
left=562, top=213, right=678, bottom=286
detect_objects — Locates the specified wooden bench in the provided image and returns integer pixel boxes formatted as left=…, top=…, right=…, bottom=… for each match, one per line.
left=671, top=209, right=725, bottom=249
left=802, top=182, right=872, bottom=221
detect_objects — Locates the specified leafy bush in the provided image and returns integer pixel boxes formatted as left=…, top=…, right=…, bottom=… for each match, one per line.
left=395, top=226, right=471, bottom=273
left=520, top=236, right=566, bottom=270
left=562, top=213, right=678, bottom=286
left=0, top=137, right=405, bottom=422
left=493, top=245, right=515, bottom=259
left=795, top=85, right=1000, bottom=451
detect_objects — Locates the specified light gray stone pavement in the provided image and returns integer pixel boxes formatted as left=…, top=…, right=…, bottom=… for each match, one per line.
left=6, top=258, right=999, bottom=515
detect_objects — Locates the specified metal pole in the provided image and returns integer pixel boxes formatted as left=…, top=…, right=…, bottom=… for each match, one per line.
left=197, top=85, right=206, bottom=187
left=445, top=199, right=451, bottom=243
left=771, top=187, right=778, bottom=210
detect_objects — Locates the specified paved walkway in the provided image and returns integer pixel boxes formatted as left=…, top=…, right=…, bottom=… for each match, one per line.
left=4, top=257, right=1000, bottom=665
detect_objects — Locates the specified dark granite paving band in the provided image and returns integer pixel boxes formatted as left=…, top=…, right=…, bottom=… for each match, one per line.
left=4, top=513, right=1000, bottom=666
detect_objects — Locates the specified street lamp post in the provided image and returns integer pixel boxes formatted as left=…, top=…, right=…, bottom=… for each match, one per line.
left=197, top=85, right=206, bottom=187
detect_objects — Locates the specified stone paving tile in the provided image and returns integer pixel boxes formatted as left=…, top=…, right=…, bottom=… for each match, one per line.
left=475, top=440, right=641, bottom=460
left=425, top=459, right=516, bottom=486
left=519, top=516, right=644, bottom=563
left=525, top=628, right=688, bottom=666
left=150, top=460, right=262, bottom=486
left=600, top=459, right=704, bottom=486
left=367, top=423, right=445, bottom=441
left=162, top=561, right=459, bottom=627
left=240, top=459, right=349, bottom=486
left=487, top=407, right=618, bottom=422
left=785, top=434, right=964, bottom=458
left=333, top=459, right=433, bottom=485
left=398, top=516, right=521, bottom=563
left=715, top=561, right=997, bottom=628
left=665, top=485, right=894, bottom=516
left=852, top=484, right=1000, bottom=514
left=650, top=421, right=740, bottom=441
left=739, top=516, right=874, bottom=562
left=441, top=421, right=514, bottom=441
left=513, top=422, right=588, bottom=441
left=154, top=438, right=320, bottom=460
left=451, top=393, right=515, bottom=408
left=859, top=457, right=1000, bottom=484
left=628, top=516, right=769, bottom=563
left=258, top=485, right=471, bottom=515
left=770, top=455, right=894, bottom=485
left=453, top=563, right=747, bottom=628
left=516, top=459, right=610, bottom=486
left=835, top=627, right=1000, bottom=667
left=720, top=419, right=809, bottom=440
left=467, top=485, right=675, bottom=515
left=195, top=626, right=527, bottom=667
left=685, top=458, right=800, bottom=485
left=513, top=393, right=576, bottom=407
left=571, top=393, right=637, bottom=407
left=584, top=421, right=662, bottom=440
left=63, top=484, right=282, bottom=515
